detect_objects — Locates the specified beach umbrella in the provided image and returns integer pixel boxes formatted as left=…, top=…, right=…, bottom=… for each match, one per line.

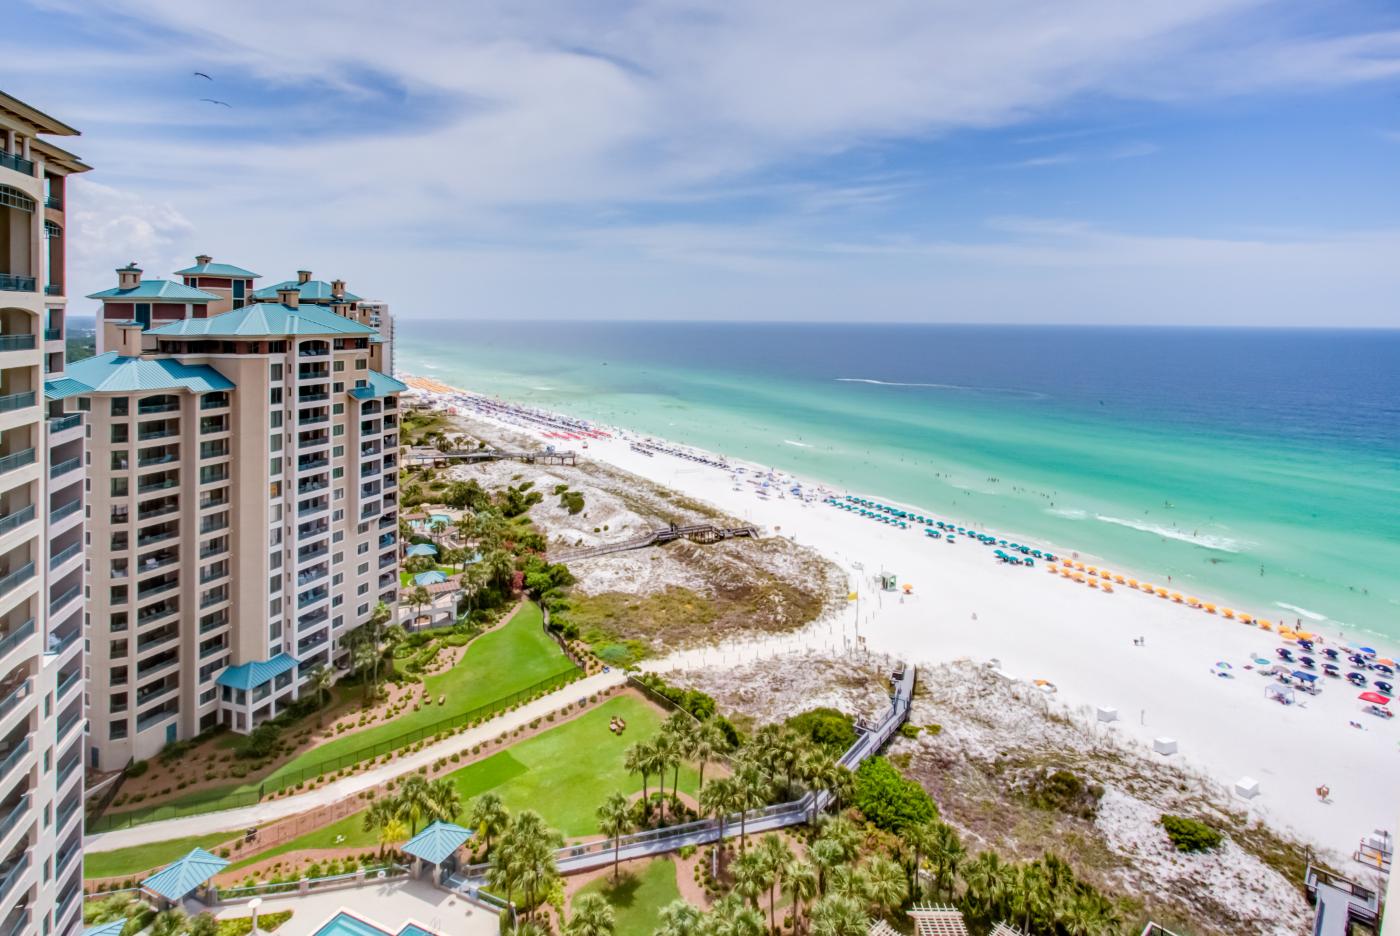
left=1358, top=691, right=1391, bottom=705
left=1101, top=582, right=1112, bottom=591
left=1376, top=658, right=1397, bottom=668
left=1155, top=587, right=1169, bottom=598
left=1215, top=661, right=1232, bottom=670
left=1252, top=657, right=1271, bottom=666
left=1170, top=592, right=1183, bottom=602
left=1359, top=647, right=1377, bottom=656
left=1222, top=608, right=1234, bottom=618
left=1291, top=670, right=1317, bottom=682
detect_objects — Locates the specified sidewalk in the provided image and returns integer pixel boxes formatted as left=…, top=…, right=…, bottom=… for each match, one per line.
left=86, top=669, right=626, bottom=853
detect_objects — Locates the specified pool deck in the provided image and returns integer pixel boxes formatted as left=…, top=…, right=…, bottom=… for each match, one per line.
left=213, top=876, right=498, bottom=936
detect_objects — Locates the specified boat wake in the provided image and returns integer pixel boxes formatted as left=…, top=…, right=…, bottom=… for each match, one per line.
left=835, top=377, right=1046, bottom=399
left=1094, top=515, right=1245, bottom=553
left=1046, top=508, right=1088, bottom=519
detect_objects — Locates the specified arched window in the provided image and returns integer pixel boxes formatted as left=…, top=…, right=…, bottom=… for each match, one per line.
left=44, top=220, right=61, bottom=238
left=0, top=186, right=34, bottom=213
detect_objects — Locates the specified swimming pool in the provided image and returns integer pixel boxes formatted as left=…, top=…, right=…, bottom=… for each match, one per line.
left=312, top=911, right=439, bottom=936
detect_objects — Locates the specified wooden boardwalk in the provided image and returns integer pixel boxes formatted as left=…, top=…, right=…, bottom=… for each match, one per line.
left=404, top=446, right=578, bottom=468
left=549, top=522, right=760, bottom=563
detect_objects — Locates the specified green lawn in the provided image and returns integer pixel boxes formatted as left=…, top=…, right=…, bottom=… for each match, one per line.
left=243, top=694, right=697, bottom=864
left=261, top=603, right=576, bottom=787
left=85, top=831, right=235, bottom=880
left=576, top=858, right=681, bottom=936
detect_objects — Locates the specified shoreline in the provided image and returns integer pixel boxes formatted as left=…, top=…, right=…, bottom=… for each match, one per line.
left=404, top=375, right=1399, bottom=865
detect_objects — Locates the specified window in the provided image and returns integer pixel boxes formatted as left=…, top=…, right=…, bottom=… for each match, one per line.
left=357, top=562, right=368, bottom=575
left=111, top=398, right=128, bottom=416
left=110, top=477, right=128, bottom=496
left=270, top=363, right=282, bottom=381
left=270, top=387, right=283, bottom=405
left=110, top=423, right=128, bottom=443
left=271, top=435, right=282, bottom=452
left=333, top=424, right=344, bottom=436
left=270, top=457, right=282, bottom=475
left=333, top=446, right=344, bottom=458
left=110, top=585, right=127, bottom=605
left=270, top=574, right=280, bottom=594
left=357, top=602, right=369, bottom=615
left=356, top=358, right=367, bottom=369
left=332, top=573, right=344, bottom=587
left=333, top=382, right=344, bottom=393
left=333, top=360, right=345, bottom=372
left=270, top=480, right=282, bottom=498
left=271, top=410, right=283, bottom=428
left=109, top=451, right=129, bottom=471
left=332, top=467, right=344, bottom=479
left=357, top=542, right=369, bottom=555
left=332, top=403, right=344, bottom=414
left=270, top=618, right=282, bottom=638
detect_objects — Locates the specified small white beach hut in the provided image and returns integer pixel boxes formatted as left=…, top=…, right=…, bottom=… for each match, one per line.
left=1234, top=776, right=1261, bottom=799
left=1096, top=706, right=1118, bottom=723
left=1152, top=737, right=1178, bottom=756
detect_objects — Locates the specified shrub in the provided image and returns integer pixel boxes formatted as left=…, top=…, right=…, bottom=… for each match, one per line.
left=853, top=756, right=937, bottom=833
left=898, top=723, right=922, bottom=739
left=1019, top=767, right=1104, bottom=820
left=125, top=760, right=149, bottom=778
left=1161, top=815, right=1223, bottom=852
left=785, top=707, right=857, bottom=753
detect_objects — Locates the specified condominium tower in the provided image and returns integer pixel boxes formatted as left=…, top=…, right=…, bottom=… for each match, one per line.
left=0, top=91, right=91, bottom=936
left=52, top=262, right=403, bottom=772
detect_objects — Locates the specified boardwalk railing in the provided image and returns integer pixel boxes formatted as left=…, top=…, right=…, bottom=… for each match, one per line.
left=550, top=523, right=760, bottom=563
left=451, top=663, right=915, bottom=885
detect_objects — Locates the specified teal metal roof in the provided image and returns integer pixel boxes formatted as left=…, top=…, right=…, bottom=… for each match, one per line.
left=413, top=570, right=448, bottom=586
left=402, top=821, right=473, bottom=865
left=215, top=652, right=299, bottom=691
left=141, top=848, right=229, bottom=901
left=405, top=544, right=438, bottom=558
left=82, top=921, right=128, bottom=936
left=146, top=302, right=377, bottom=339
left=349, top=370, right=408, bottom=400
left=173, top=261, right=260, bottom=278
left=252, top=279, right=362, bottom=303
left=46, top=353, right=234, bottom=399
left=87, top=280, right=221, bottom=301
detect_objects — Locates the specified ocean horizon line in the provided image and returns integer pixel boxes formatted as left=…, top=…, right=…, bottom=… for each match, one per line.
left=388, top=317, right=1400, bottom=332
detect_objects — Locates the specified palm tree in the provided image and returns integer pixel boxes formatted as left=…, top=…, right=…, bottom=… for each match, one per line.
left=654, top=900, right=703, bottom=936
left=963, top=851, right=1011, bottom=927
left=429, top=776, right=463, bottom=824
left=625, top=740, right=654, bottom=818
left=566, top=893, right=616, bottom=936
left=151, top=910, right=190, bottom=936
left=754, top=834, right=794, bottom=934
left=783, top=859, right=818, bottom=936
left=729, top=760, right=771, bottom=854
left=86, top=893, right=135, bottom=924
left=306, top=662, right=335, bottom=708
left=862, top=855, right=906, bottom=917
left=409, top=585, right=433, bottom=626
left=352, top=638, right=379, bottom=701
left=187, top=914, right=219, bottom=936
left=692, top=718, right=729, bottom=794
left=809, top=838, right=843, bottom=898
left=807, top=895, right=865, bottom=936
left=928, top=822, right=964, bottom=901
left=900, top=820, right=936, bottom=901
left=596, top=791, right=633, bottom=883
left=731, top=850, right=768, bottom=911
left=508, top=811, right=562, bottom=920
left=826, top=765, right=854, bottom=813
left=364, top=797, right=401, bottom=858
left=469, top=792, right=509, bottom=855
left=379, top=817, right=409, bottom=856
left=710, top=894, right=766, bottom=936
left=396, top=774, right=436, bottom=835
left=700, top=776, right=739, bottom=875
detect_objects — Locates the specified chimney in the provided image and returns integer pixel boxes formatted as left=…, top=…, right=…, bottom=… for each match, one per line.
left=331, top=279, right=345, bottom=299
left=196, top=254, right=212, bottom=266
left=297, top=270, right=312, bottom=284
left=330, top=300, right=350, bottom=320
left=277, top=286, right=300, bottom=309
left=117, top=262, right=142, bottom=290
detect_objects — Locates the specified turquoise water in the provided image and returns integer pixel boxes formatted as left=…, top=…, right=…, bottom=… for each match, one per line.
left=396, top=322, right=1400, bottom=647
left=311, top=910, right=436, bottom=936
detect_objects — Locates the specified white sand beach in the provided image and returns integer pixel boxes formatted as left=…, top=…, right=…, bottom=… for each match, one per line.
left=406, top=380, right=1399, bottom=870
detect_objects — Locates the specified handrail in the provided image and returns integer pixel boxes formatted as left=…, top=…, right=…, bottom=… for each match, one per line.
left=0, top=504, right=35, bottom=535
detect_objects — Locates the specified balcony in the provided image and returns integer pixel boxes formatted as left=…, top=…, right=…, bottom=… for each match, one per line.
left=199, top=464, right=229, bottom=485
left=0, top=621, right=34, bottom=663
left=297, top=586, right=328, bottom=609
left=44, top=285, right=61, bottom=297
left=136, top=524, right=178, bottom=548
left=55, top=707, right=79, bottom=743
left=48, top=542, right=80, bottom=570
left=137, top=648, right=179, bottom=679
left=297, top=543, right=328, bottom=564
left=138, top=475, right=178, bottom=495
left=56, top=668, right=79, bottom=702
left=137, top=448, right=179, bottom=469
left=0, top=853, right=30, bottom=913
left=200, top=416, right=228, bottom=434
left=199, top=514, right=228, bottom=535
left=135, top=552, right=178, bottom=576
left=136, top=599, right=178, bottom=627
left=0, top=506, right=34, bottom=538
left=198, top=489, right=229, bottom=510
left=137, top=399, right=180, bottom=416
left=199, top=539, right=228, bottom=561
left=0, top=563, right=35, bottom=601
left=199, top=587, right=228, bottom=610
left=0, top=151, right=34, bottom=175
left=297, top=498, right=328, bottom=518
left=297, top=365, right=330, bottom=381
left=42, top=327, right=61, bottom=341
left=0, top=680, right=30, bottom=725
left=200, top=440, right=230, bottom=460
left=44, top=194, right=61, bottom=210
left=0, top=393, right=34, bottom=414
left=0, top=336, right=34, bottom=353
left=137, top=573, right=179, bottom=601
left=49, top=499, right=80, bottom=524
left=0, top=274, right=34, bottom=294
left=47, top=414, right=80, bottom=434
left=137, top=497, right=179, bottom=522
left=136, top=702, right=178, bottom=733
left=49, top=456, right=80, bottom=479
left=298, top=607, right=329, bottom=630
left=137, top=422, right=179, bottom=442
left=0, top=738, right=31, bottom=789
left=48, top=584, right=80, bottom=618
left=299, top=411, right=329, bottom=427
left=198, top=640, right=227, bottom=661
left=297, top=456, right=329, bottom=473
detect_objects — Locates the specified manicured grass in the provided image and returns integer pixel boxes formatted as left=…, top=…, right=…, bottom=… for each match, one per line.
left=261, top=603, right=576, bottom=786
left=577, top=858, right=681, bottom=936
left=244, top=694, right=696, bottom=864
left=85, top=831, right=235, bottom=879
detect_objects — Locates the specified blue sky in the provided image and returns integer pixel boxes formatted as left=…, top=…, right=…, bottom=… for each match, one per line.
left=7, top=0, right=1400, bottom=324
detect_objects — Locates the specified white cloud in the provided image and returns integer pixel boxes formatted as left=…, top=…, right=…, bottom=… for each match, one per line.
left=66, top=178, right=196, bottom=297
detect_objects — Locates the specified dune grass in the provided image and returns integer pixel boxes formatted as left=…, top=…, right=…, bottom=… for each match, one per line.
left=576, top=858, right=682, bottom=936
left=84, top=832, right=235, bottom=880
left=232, top=694, right=695, bottom=870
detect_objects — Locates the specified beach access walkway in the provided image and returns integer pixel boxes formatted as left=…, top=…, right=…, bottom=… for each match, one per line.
left=449, top=662, right=915, bottom=886
left=85, top=669, right=627, bottom=854
left=549, top=522, right=760, bottom=564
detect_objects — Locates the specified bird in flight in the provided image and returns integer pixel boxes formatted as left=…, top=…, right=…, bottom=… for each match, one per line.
left=200, top=98, right=232, bottom=108
left=193, top=71, right=213, bottom=80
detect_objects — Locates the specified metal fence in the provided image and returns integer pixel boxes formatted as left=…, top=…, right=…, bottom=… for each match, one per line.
left=89, top=666, right=584, bottom=833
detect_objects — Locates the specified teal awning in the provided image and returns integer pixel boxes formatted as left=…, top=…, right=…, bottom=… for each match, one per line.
left=215, top=652, right=299, bottom=691
left=349, top=370, right=408, bottom=400
left=49, top=353, right=234, bottom=397
left=405, top=544, right=438, bottom=558
left=82, top=922, right=128, bottom=936
left=141, top=847, right=229, bottom=901
left=402, top=821, right=473, bottom=865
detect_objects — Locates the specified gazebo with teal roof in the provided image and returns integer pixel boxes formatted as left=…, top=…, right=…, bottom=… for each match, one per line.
left=215, top=652, right=300, bottom=733
left=402, top=821, right=474, bottom=882
left=140, top=847, right=229, bottom=907
left=413, top=570, right=448, bottom=586
left=405, top=543, right=438, bottom=559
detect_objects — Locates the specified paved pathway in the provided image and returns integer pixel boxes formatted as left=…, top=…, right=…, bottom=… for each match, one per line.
left=85, top=669, right=626, bottom=853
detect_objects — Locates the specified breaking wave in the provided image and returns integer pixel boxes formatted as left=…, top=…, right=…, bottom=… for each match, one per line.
left=835, top=377, right=1046, bottom=399
left=1275, top=602, right=1328, bottom=622
left=1094, top=515, right=1246, bottom=553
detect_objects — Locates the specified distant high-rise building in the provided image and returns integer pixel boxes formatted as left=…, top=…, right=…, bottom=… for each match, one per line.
left=0, top=90, right=91, bottom=936
left=51, top=261, right=403, bottom=772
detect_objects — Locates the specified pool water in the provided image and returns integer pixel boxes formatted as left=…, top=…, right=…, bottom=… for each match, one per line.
left=312, top=911, right=440, bottom=936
